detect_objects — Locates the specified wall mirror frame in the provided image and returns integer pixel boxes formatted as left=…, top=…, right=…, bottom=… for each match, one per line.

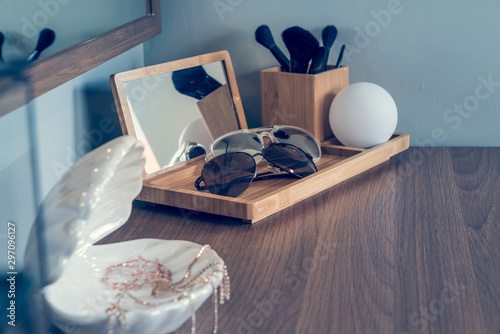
left=0, top=0, right=161, bottom=118
left=110, top=50, right=248, bottom=180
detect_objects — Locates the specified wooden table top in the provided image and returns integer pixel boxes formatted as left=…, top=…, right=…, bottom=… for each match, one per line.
left=101, top=147, right=500, bottom=334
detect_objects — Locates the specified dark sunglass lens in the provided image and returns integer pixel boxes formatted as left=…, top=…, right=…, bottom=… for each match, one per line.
left=202, top=152, right=256, bottom=197
left=272, top=127, right=321, bottom=161
left=273, top=129, right=290, bottom=139
left=188, top=146, right=206, bottom=159
left=263, top=144, right=317, bottom=178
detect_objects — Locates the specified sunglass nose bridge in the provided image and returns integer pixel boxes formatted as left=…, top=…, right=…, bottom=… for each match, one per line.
left=258, top=131, right=278, bottom=146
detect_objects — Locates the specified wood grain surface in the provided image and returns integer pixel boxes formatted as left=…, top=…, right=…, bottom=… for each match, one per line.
left=100, top=147, right=500, bottom=334
left=197, top=84, right=240, bottom=139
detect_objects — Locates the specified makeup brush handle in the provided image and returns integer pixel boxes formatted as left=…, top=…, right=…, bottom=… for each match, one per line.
left=309, top=47, right=326, bottom=74
left=26, top=50, right=40, bottom=62
left=334, top=44, right=346, bottom=69
left=290, top=59, right=309, bottom=74
left=0, top=32, right=4, bottom=63
left=269, top=46, right=290, bottom=72
left=321, top=47, right=331, bottom=72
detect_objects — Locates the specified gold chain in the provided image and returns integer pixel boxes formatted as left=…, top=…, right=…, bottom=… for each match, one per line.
left=102, top=244, right=230, bottom=333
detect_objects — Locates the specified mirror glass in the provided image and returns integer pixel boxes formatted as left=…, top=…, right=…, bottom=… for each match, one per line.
left=0, top=0, right=146, bottom=63
left=122, top=61, right=239, bottom=174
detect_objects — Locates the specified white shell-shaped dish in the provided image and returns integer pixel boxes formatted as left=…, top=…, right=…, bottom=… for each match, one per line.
left=23, top=136, right=226, bottom=333
left=44, top=239, right=223, bottom=334
left=24, top=136, right=146, bottom=285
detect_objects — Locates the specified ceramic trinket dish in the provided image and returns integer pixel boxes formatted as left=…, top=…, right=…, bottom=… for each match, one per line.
left=24, top=136, right=229, bottom=334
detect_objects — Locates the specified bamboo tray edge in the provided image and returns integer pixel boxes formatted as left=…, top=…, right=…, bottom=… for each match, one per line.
left=137, top=133, right=410, bottom=223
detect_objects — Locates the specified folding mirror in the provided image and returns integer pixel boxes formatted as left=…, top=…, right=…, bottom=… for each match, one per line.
left=110, top=50, right=247, bottom=176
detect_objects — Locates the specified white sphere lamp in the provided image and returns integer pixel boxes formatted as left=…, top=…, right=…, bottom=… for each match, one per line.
left=329, top=82, right=398, bottom=148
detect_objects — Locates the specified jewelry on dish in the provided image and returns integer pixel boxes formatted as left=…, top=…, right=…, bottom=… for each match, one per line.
left=102, top=245, right=230, bottom=334
left=102, top=256, right=172, bottom=291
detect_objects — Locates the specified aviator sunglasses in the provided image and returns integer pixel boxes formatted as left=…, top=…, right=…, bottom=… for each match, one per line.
left=206, top=125, right=322, bottom=163
left=195, top=142, right=318, bottom=197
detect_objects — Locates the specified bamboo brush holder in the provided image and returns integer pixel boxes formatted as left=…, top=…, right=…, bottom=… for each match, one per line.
left=261, top=66, right=349, bottom=141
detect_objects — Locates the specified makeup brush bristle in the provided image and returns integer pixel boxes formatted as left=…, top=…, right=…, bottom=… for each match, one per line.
left=282, top=26, right=319, bottom=63
left=322, top=25, right=338, bottom=49
left=282, top=26, right=319, bottom=73
left=255, top=25, right=276, bottom=49
left=37, top=28, right=56, bottom=50
left=255, top=24, right=290, bottom=71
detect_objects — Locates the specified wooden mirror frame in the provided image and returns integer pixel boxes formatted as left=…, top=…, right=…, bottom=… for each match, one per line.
left=0, top=0, right=161, bottom=118
left=110, top=50, right=248, bottom=179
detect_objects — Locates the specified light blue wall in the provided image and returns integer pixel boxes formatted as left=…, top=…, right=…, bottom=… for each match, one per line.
left=0, top=45, right=144, bottom=271
left=145, top=0, right=500, bottom=146
left=2, top=0, right=500, bottom=270
left=1, top=1, right=145, bottom=62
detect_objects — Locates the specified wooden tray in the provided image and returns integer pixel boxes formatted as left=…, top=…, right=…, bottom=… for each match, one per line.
left=137, top=133, right=410, bottom=223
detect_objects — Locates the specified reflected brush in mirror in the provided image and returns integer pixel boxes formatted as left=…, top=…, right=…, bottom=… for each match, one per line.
left=172, top=65, right=222, bottom=100
left=0, top=32, right=4, bottom=63
left=27, top=28, right=56, bottom=62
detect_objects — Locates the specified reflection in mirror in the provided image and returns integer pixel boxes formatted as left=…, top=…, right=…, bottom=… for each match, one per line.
left=0, top=0, right=146, bottom=63
left=111, top=51, right=247, bottom=176
left=121, top=61, right=239, bottom=174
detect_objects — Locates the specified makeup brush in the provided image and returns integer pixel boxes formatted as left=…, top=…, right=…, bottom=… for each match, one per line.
left=27, top=28, right=55, bottom=62
left=308, top=47, right=325, bottom=74
left=282, top=26, right=319, bottom=74
left=334, top=44, right=346, bottom=69
left=320, top=25, right=338, bottom=72
left=0, top=32, right=5, bottom=63
left=255, top=25, right=290, bottom=72
left=172, top=65, right=222, bottom=100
